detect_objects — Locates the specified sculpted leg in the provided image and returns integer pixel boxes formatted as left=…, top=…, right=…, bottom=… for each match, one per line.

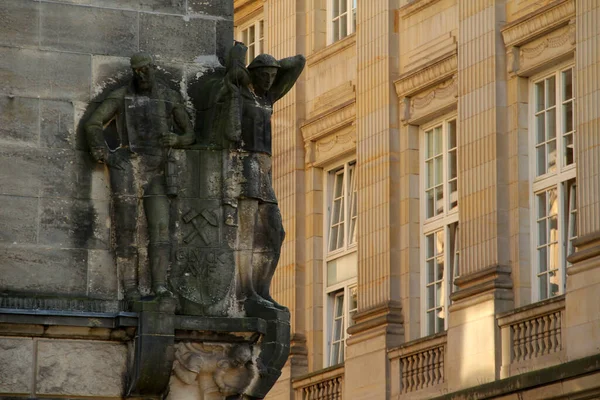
left=144, top=177, right=172, bottom=297
left=236, top=199, right=272, bottom=307
left=109, top=161, right=141, bottom=300
left=253, top=203, right=286, bottom=310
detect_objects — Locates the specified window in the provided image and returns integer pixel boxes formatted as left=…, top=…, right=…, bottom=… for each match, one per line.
left=328, top=162, right=357, bottom=254
left=329, top=0, right=357, bottom=43
left=328, top=285, right=357, bottom=366
left=421, top=118, right=459, bottom=336
left=530, top=65, right=577, bottom=302
left=325, top=160, right=358, bottom=366
left=238, top=19, right=264, bottom=65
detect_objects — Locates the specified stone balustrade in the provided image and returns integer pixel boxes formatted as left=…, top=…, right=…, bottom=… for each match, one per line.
left=292, top=365, right=344, bottom=400
left=498, top=296, right=566, bottom=378
left=389, top=333, right=447, bottom=397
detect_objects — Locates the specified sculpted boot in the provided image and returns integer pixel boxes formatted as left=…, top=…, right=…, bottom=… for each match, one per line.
left=148, top=243, right=174, bottom=298
left=117, top=247, right=141, bottom=301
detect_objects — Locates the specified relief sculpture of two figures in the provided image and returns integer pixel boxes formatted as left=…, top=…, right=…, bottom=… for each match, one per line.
left=83, top=43, right=305, bottom=399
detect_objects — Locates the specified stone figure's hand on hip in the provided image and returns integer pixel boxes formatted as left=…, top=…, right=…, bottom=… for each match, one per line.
left=105, top=151, right=128, bottom=170
left=160, top=132, right=179, bottom=148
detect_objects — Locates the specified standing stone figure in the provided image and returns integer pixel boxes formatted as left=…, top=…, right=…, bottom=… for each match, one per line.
left=217, top=43, right=305, bottom=313
left=84, top=52, right=194, bottom=300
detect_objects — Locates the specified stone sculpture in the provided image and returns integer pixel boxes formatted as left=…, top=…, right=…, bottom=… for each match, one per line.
left=84, top=44, right=305, bottom=399
left=84, top=52, right=194, bottom=301
left=217, top=42, right=306, bottom=313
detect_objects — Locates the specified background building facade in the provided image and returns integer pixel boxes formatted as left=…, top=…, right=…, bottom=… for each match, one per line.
left=234, top=0, right=600, bottom=398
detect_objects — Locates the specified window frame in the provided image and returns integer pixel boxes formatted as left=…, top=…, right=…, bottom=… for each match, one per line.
left=419, top=115, right=459, bottom=338
left=236, top=18, right=265, bottom=65
left=325, top=160, right=358, bottom=260
left=327, top=0, right=357, bottom=44
left=323, top=157, right=358, bottom=367
left=325, top=283, right=358, bottom=367
left=528, top=61, right=577, bottom=303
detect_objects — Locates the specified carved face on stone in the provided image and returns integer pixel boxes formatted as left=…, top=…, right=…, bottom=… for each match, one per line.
left=132, top=63, right=155, bottom=92
left=250, top=67, right=278, bottom=93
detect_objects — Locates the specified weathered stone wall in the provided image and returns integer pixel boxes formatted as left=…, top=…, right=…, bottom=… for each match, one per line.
left=0, top=1, right=232, bottom=398
left=0, top=0, right=232, bottom=308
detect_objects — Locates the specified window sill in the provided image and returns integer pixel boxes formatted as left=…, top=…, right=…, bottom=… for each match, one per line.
left=307, top=33, right=356, bottom=67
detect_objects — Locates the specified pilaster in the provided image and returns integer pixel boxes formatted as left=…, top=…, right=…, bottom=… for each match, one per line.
left=264, top=0, right=309, bottom=385
left=344, top=1, right=403, bottom=399
left=562, top=0, right=600, bottom=363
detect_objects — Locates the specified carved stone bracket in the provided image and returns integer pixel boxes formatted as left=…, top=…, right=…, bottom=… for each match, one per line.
left=501, top=0, right=575, bottom=48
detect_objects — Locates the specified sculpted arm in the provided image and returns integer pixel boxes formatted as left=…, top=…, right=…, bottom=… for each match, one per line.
left=270, top=54, right=306, bottom=102
left=84, top=98, right=120, bottom=163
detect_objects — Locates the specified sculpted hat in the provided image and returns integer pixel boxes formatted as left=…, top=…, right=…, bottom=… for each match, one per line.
left=247, top=54, right=280, bottom=69
left=130, top=52, right=154, bottom=68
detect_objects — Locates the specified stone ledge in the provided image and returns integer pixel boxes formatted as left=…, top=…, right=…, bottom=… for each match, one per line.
left=430, top=353, right=600, bottom=400
left=0, top=308, right=137, bottom=329
left=451, top=265, right=513, bottom=303
left=306, top=33, right=356, bottom=67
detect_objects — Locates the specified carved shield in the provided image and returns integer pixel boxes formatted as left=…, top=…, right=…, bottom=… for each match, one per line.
left=124, top=96, right=168, bottom=153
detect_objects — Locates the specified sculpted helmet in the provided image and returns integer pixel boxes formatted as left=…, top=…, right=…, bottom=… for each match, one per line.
left=130, top=52, right=154, bottom=68
left=247, top=54, right=280, bottom=69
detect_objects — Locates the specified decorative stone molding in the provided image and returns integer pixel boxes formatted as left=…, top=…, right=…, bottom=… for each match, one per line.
left=501, top=0, right=574, bottom=47
left=394, top=53, right=457, bottom=98
left=293, top=365, right=344, bottom=400
left=301, top=100, right=356, bottom=166
left=404, top=33, right=457, bottom=74
left=497, top=296, right=566, bottom=379
left=311, top=81, right=356, bottom=118
left=515, top=22, right=575, bottom=76
left=306, top=33, right=356, bottom=67
left=398, top=0, right=445, bottom=19
left=389, top=333, right=447, bottom=396
left=399, top=75, right=458, bottom=125
left=451, top=265, right=513, bottom=303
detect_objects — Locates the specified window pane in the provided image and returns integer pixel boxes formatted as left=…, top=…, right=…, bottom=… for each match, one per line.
left=562, top=69, right=573, bottom=100
left=537, top=192, right=547, bottom=218
left=539, top=247, right=548, bottom=272
left=563, top=101, right=573, bottom=133
left=426, top=189, right=434, bottom=218
left=426, top=234, right=435, bottom=258
left=548, top=241, right=558, bottom=271
left=436, top=257, right=444, bottom=281
left=436, top=282, right=443, bottom=307
left=427, top=259, right=435, bottom=283
left=546, top=76, right=556, bottom=108
left=329, top=225, right=339, bottom=252
left=449, top=180, right=458, bottom=210
left=448, top=150, right=457, bottom=180
left=333, top=0, right=340, bottom=17
left=535, top=81, right=545, bottom=112
left=426, top=129, right=434, bottom=158
left=340, top=0, right=347, bottom=13
left=427, top=311, right=435, bottom=335
left=426, top=160, right=434, bottom=189
left=437, top=313, right=445, bottom=333
left=539, top=273, right=548, bottom=300
left=434, top=126, right=443, bottom=155
left=549, top=270, right=560, bottom=297
left=436, top=230, right=445, bottom=254
left=536, top=113, right=545, bottom=144
left=333, top=19, right=340, bottom=42
left=427, top=285, right=435, bottom=309
left=435, top=187, right=444, bottom=215
left=340, top=15, right=348, bottom=38
left=249, top=25, right=255, bottom=43
left=547, top=139, right=557, bottom=174
left=448, top=120, right=457, bottom=149
left=538, top=219, right=547, bottom=246
left=435, top=157, right=443, bottom=186
left=537, top=145, right=546, bottom=176
left=334, top=172, right=343, bottom=197
left=546, top=108, right=556, bottom=139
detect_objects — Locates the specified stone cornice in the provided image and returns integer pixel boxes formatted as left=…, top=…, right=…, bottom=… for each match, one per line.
left=306, top=33, right=356, bottom=67
left=451, top=265, right=513, bottom=303
left=501, top=0, right=574, bottom=47
left=398, top=0, right=445, bottom=19
left=301, top=99, right=355, bottom=142
left=394, top=53, right=457, bottom=98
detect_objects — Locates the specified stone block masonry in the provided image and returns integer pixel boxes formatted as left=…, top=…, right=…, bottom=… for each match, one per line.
left=0, top=0, right=232, bottom=308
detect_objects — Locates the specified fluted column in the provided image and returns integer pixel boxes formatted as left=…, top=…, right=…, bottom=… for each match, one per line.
left=457, top=0, right=510, bottom=276
left=264, top=0, right=309, bottom=386
left=565, top=0, right=600, bottom=362
left=344, top=1, right=402, bottom=398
